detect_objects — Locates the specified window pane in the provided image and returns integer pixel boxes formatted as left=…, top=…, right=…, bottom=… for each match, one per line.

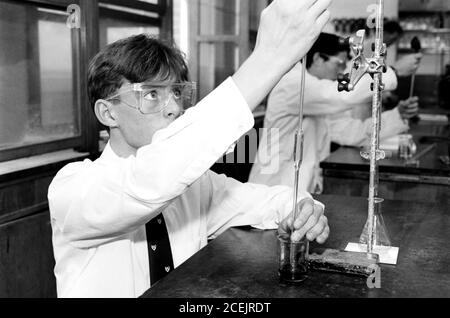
left=100, top=16, right=159, bottom=47
left=198, top=42, right=237, bottom=99
left=199, top=0, right=238, bottom=35
left=0, top=1, right=79, bottom=151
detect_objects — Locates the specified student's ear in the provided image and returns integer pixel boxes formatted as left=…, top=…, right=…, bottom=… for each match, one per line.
left=313, top=52, right=322, bottom=65
left=94, top=100, right=119, bottom=129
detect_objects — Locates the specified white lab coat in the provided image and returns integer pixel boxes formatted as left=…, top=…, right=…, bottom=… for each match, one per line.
left=249, top=63, right=397, bottom=193
left=48, top=78, right=317, bottom=298
left=326, top=107, right=409, bottom=147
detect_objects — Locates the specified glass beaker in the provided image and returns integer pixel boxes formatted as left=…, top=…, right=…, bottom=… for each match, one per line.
left=277, top=235, right=308, bottom=283
left=398, top=134, right=416, bottom=160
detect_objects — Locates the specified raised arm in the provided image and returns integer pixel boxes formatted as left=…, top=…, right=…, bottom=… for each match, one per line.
left=49, top=0, right=332, bottom=248
left=233, top=0, right=331, bottom=110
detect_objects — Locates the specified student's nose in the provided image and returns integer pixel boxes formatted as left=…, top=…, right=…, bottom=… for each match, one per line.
left=163, top=95, right=183, bottom=119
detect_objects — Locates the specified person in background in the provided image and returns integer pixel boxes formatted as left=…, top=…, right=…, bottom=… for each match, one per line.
left=250, top=32, right=398, bottom=194
left=349, top=19, right=422, bottom=117
left=326, top=97, right=419, bottom=148
left=47, top=0, right=331, bottom=298
left=354, top=20, right=422, bottom=82
left=326, top=20, right=421, bottom=149
left=383, top=20, right=423, bottom=80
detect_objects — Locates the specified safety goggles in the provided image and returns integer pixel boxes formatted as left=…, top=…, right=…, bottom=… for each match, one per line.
left=105, top=81, right=197, bottom=114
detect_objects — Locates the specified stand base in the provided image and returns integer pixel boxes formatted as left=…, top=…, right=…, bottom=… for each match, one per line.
left=308, top=248, right=378, bottom=277
left=345, top=242, right=399, bottom=265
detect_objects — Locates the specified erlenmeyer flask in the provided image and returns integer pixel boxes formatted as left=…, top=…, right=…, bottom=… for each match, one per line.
left=359, top=197, right=391, bottom=247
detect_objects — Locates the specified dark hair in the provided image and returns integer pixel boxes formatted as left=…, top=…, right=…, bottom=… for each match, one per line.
left=88, top=34, right=189, bottom=111
left=306, top=33, right=349, bottom=68
left=362, top=19, right=404, bottom=36
left=384, top=20, right=404, bottom=37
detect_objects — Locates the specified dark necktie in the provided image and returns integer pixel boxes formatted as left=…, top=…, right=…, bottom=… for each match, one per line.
left=145, top=213, right=174, bottom=286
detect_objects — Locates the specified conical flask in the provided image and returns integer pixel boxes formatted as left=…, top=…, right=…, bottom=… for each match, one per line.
left=359, top=197, right=391, bottom=247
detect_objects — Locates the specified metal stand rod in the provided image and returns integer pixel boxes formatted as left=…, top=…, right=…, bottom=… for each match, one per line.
left=367, top=0, right=385, bottom=254
left=336, top=0, right=388, bottom=255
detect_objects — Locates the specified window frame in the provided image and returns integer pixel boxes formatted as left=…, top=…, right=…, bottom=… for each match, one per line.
left=187, top=0, right=250, bottom=99
left=99, top=0, right=173, bottom=42
left=0, top=0, right=99, bottom=162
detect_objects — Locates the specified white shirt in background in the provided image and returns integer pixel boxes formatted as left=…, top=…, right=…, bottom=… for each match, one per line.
left=249, top=63, right=398, bottom=193
left=326, top=107, right=409, bottom=148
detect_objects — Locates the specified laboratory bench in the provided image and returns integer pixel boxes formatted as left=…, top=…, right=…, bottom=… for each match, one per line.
left=320, top=119, right=450, bottom=204
left=141, top=194, right=450, bottom=298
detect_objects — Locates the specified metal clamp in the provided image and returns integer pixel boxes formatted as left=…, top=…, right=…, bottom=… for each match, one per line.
left=337, top=30, right=387, bottom=92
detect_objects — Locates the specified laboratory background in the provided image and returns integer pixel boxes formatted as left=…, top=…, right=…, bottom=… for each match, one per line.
left=0, top=0, right=449, bottom=298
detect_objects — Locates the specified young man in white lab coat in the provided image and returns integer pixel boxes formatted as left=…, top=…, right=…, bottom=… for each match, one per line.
left=47, top=0, right=332, bottom=298
left=249, top=32, right=399, bottom=193
left=326, top=20, right=422, bottom=148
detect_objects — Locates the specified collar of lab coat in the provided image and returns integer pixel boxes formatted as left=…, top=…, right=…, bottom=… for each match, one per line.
left=99, top=142, right=133, bottom=164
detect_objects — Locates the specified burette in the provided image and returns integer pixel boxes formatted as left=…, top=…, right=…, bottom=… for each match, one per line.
left=290, top=56, right=307, bottom=267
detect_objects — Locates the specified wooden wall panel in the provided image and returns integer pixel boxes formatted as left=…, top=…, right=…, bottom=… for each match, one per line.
left=0, top=211, right=56, bottom=298
left=0, top=174, right=53, bottom=223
